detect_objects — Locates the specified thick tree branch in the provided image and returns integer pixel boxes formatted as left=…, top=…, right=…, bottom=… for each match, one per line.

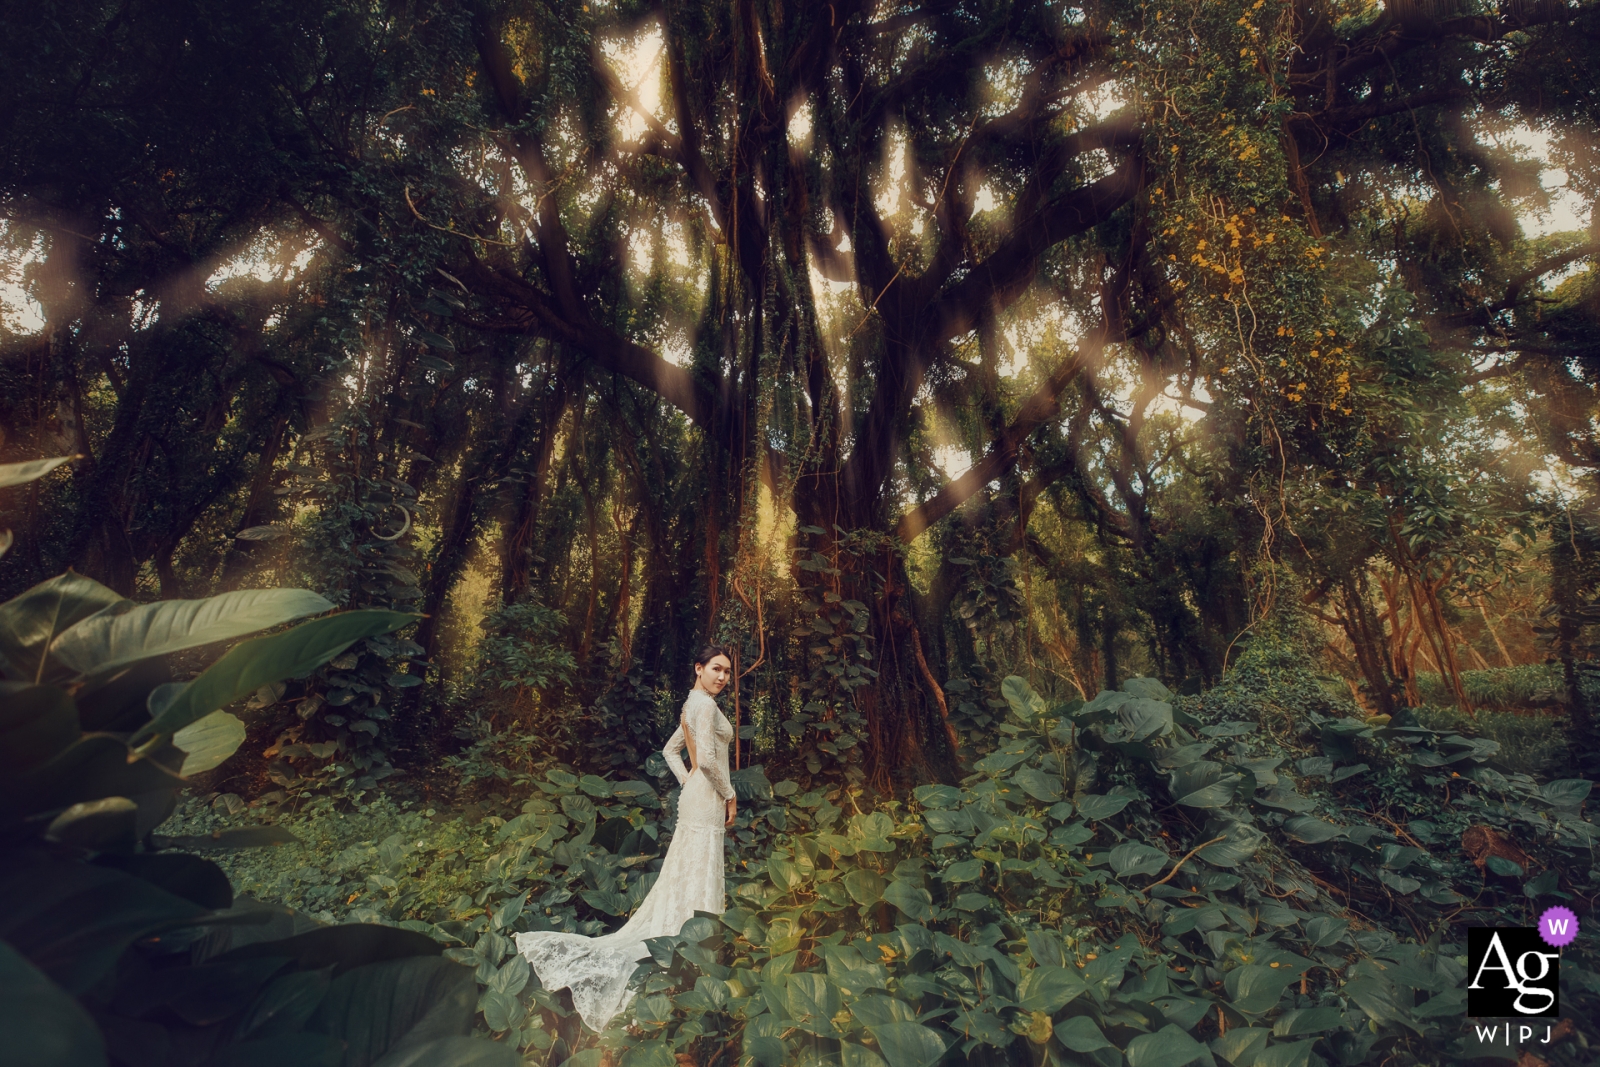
left=897, top=326, right=1113, bottom=541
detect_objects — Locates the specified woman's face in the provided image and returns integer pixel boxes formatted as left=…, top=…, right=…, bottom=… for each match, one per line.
left=696, top=654, right=732, bottom=695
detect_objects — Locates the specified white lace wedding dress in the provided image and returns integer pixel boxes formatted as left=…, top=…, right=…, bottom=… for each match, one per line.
left=514, top=688, right=734, bottom=1032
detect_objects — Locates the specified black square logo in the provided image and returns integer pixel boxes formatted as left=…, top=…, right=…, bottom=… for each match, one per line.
left=1467, top=928, right=1559, bottom=1018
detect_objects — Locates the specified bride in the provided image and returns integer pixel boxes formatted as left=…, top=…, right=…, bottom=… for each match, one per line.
left=515, top=645, right=738, bottom=1032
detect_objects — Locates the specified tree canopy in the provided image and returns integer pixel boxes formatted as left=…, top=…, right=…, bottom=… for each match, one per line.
left=4, top=0, right=1600, bottom=779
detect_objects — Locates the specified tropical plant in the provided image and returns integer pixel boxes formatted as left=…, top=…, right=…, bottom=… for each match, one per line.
left=0, top=457, right=515, bottom=1066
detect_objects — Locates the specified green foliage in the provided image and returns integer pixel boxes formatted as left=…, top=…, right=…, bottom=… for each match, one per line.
left=1413, top=664, right=1568, bottom=711
left=165, top=653, right=1600, bottom=1066
left=0, top=455, right=503, bottom=1067
left=472, top=602, right=578, bottom=694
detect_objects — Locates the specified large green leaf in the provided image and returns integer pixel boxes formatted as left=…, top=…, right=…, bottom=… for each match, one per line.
left=1110, top=842, right=1168, bottom=878
left=45, top=797, right=138, bottom=851
left=786, top=973, right=842, bottom=1035
left=843, top=867, right=887, bottom=905
left=0, top=681, right=81, bottom=774
left=840, top=1043, right=888, bottom=1067
left=1283, top=815, right=1343, bottom=844
left=1001, top=676, right=1046, bottom=721
left=1254, top=1038, right=1316, bottom=1067
left=866, top=1022, right=949, bottom=1067
left=134, top=610, right=416, bottom=742
left=0, top=851, right=205, bottom=994
left=1210, top=1027, right=1270, bottom=1067
left=1224, top=964, right=1295, bottom=1014
left=172, top=710, right=248, bottom=775
left=217, top=925, right=445, bottom=974
left=1010, top=767, right=1063, bottom=803
left=3, top=734, right=185, bottom=823
left=1127, top=1024, right=1207, bottom=1067
left=306, top=956, right=478, bottom=1067
left=52, top=588, right=334, bottom=677
left=1272, top=1007, right=1344, bottom=1036
left=1015, top=965, right=1087, bottom=1013
left=1054, top=1015, right=1112, bottom=1053
left=1169, top=762, right=1242, bottom=808
left=1197, top=822, right=1265, bottom=867
left=1117, top=697, right=1175, bottom=742
left=880, top=880, right=935, bottom=920
left=0, top=938, right=107, bottom=1067
left=1075, top=794, right=1133, bottom=821
left=0, top=572, right=127, bottom=683
left=0, top=456, right=76, bottom=489
left=1541, top=778, right=1593, bottom=810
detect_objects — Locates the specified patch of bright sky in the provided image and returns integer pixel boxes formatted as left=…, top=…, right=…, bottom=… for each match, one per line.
left=1078, top=80, right=1127, bottom=124
left=207, top=236, right=318, bottom=290
left=1486, top=122, right=1590, bottom=239
left=601, top=23, right=665, bottom=143
left=0, top=223, right=45, bottom=333
left=877, top=125, right=909, bottom=219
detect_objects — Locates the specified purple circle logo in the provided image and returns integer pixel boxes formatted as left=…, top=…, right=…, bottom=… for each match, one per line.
left=1539, top=906, right=1579, bottom=948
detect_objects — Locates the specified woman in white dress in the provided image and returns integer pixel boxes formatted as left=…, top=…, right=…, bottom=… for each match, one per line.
left=515, top=645, right=738, bottom=1032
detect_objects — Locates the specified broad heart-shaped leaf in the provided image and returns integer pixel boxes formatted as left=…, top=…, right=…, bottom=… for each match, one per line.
left=1075, top=689, right=1130, bottom=721
left=1224, top=963, right=1296, bottom=1014
left=1075, top=793, right=1133, bottom=821
left=370, top=1036, right=520, bottom=1067
left=866, top=1021, right=949, bottom=1067
left=0, top=937, right=107, bottom=1067
left=940, top=859, right=984, bottom=883
left=1054, top=1015, right=1112, bottom=1053
left=844, top=867, right=887, bottom=905
left=786, top=973, right=842, bottom=1035
left=0, top=681, right=81, bottom=774
left=1117, top=697, right=1174, bottom=742
left=306, top=956, right=478, bottom=1067
left=880, top=880, right=935, bottom=920
left=1283, top=815, right=1343, bottom=844
left=1210, top=1027, right=1270, bottom=1067
left=1001, top=675, right=1047, bottom=721
left=1010, top=767, right=1063, bottom=803
left=1197, top=821, right=1265, bottom=867
left=1169, top=761, right=1241, bottom=808
left=51, top=588, right=334, bottom=677
left=1126, top=1024, right=1207, bottom=1067
left=840, top=1043, right=888, bottom=1067
left=1121, top=676, right=1173, bottom=701
left=0, top=455, right=76, bottom=489
left=912, top=784, right=963, bottom=809
left=135, top=610, right=417, bottom=742
left=1109, top=842, right=1168, bottom=878
left=1015, top=965, right=1088, bottom=1013
left=1541, top=778, right=1594, bottom=810
left=172, top=710, right=247, bottom=775
left=0, top=572, right=127, bottom=683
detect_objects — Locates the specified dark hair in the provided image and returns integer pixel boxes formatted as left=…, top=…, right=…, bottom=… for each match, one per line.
left=693, top=643, right=732, bottom=669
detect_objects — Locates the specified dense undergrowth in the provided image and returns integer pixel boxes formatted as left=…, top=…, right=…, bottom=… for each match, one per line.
left=167, top=626, right=1600, bottom=1067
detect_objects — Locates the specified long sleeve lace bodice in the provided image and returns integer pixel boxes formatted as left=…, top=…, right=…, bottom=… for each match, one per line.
left=662, top=689, right=735, bottom=800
